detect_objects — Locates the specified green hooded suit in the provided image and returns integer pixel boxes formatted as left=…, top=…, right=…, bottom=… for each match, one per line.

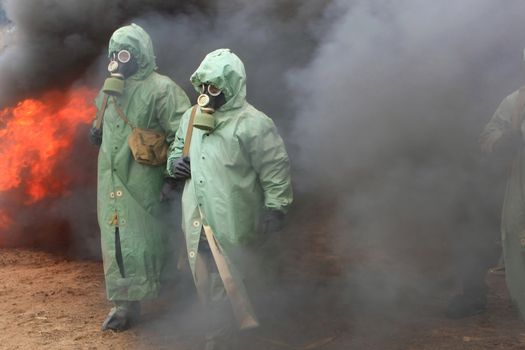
left=94, top=24, right=190, bottom=301
left=166, top=49, right=293, bottom=317
left=480, top=87, right=525, bottom=319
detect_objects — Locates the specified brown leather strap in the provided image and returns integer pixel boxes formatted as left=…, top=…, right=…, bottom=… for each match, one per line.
left=95, top=94, right=109, bottom=130
left=512, top=86, right=525, bottom=130
left=182, top=106, right=198, bottom=157
left=111, top=96, right=135, bottom=129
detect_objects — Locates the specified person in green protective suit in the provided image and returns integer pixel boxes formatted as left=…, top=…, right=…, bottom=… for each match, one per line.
left=480, top=62, right=525, bottom=321
left=88, top=23, right=190, bottom=331
left=167, top=48, right=293, bottom=350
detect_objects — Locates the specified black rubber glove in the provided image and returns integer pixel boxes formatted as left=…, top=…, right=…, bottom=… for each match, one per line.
left=172, top=156, right=191, bottom=181
left=262, top=209, right=285, bottom=235
left=493, top=129, right=522, bottom=155
left=159, top=177, right=181, bottom=202
left=89, top=126, right=102, bottom=146
left=485, top=129, right=522, bottom=168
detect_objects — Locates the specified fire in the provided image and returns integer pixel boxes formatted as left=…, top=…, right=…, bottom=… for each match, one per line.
left=0, top=210, right=12, bottom=231
left=0, top=87, right=97, bottom=203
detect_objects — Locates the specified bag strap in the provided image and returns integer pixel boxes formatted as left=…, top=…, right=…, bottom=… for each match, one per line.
left=95, top=94, right=109, bottom=130
left=512, top=86, right=525, bottom=130
left=111, top=96, right=135, bottom=129
left=182, top=105, right=198, bottom=157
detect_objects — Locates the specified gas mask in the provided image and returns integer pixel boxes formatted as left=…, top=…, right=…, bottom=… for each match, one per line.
left=102, top=49, right=139, bottom=96
left=193, top=84, right=226, bottom=131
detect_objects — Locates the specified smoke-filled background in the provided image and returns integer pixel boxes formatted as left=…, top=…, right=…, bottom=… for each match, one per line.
left=1, top=0, right=525, bottom=347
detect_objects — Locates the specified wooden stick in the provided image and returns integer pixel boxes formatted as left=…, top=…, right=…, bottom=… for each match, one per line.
left=201, top=218, right=259, bottom=330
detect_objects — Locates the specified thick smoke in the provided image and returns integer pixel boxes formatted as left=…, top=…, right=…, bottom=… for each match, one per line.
left=0, top=0, right=206, bottom=107
left=123, top=1, right=329, bottom=129
left=288, top=0, right=525, bottom=339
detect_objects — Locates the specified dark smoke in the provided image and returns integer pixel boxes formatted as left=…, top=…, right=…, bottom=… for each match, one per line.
left=0, top=0, right=207, bottom=108
left=127, top=0, right=330, bottom=130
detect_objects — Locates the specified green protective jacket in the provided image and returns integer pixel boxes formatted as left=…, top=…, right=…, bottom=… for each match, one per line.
left=480, top=87, right=525, bottom=319
left=166, top=48, right=293, bottom=288
left=94, top=24, right=190, bottom=301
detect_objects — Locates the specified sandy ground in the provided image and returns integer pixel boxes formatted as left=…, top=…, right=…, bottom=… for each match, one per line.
left=0, top=248, right=524, bottom=350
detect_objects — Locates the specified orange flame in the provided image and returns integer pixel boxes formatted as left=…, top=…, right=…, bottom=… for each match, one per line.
left=0, top=210, right=12, bottom=231
left=0, top=87, right=97, bottom=204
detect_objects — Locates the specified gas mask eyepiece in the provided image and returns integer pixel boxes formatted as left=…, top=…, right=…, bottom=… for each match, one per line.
left=103, top=49, right=138, bottom=96
left=117, top=49, right=131, bottom=63
left=201, top=84, right=222, bottom=97
left=193, top=84, right=225, bottom=131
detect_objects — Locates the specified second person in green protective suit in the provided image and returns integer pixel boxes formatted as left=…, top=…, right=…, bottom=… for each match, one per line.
left=89, top=23, right=190, bottom=331
left=167, top=48, right=293, bottom=350
left=480, top=71, right=525, bottom=322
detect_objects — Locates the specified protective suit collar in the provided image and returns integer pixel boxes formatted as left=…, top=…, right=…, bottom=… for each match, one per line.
left=190, top=48, right=246, bottom=112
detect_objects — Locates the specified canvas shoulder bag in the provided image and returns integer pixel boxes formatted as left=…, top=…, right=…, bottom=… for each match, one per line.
left=111, top=96, right=168, bottom=166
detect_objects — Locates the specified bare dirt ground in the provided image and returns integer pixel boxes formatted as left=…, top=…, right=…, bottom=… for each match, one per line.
left=0, top=248, right=524, bottom=350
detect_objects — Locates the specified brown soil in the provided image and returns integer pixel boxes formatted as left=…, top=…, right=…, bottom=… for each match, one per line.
left=0, top=248, right=524, bottom=350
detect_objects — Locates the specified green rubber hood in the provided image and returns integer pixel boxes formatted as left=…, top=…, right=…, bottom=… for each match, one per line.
left=190, top=48, right=246, bottom=111
left=108, top=23, right=156, bottom=80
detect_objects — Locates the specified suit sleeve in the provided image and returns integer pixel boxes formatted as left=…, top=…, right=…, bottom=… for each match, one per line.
left=157, top=82, right=191, bottom=145
left=166, top=108, right=191, bottom=177
left=243, top=114, right=293, bottom=213
left=480, top=92, right=517, bottom=155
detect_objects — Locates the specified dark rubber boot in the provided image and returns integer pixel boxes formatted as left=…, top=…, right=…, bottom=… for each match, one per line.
left=101, top=301, right=140, bottom=331
left=101, top=307, right=130, bottom=331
